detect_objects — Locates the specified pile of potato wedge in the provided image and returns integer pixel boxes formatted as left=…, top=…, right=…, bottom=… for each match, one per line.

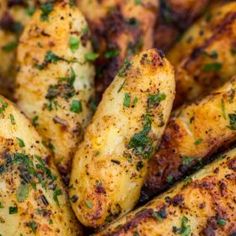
left=0, top=0, right=235, bottom=235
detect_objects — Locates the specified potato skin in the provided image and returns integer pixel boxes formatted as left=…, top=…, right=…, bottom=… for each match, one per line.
left=77, top=0, right=158, bottom=100
left=0, top=0, right=39, bottom=99
left=0, top=96, right=81, bottom=235
left=155, top=0, right=210, bottom=51
left=15, top=2, right=95, bottom=182
left=142, top=76, right=236, bottom=201
left=168, top=1, right=236, bottom=107
left=97, top=149, right=236, bottom=236
left=70, top=49, right=175, bottom=228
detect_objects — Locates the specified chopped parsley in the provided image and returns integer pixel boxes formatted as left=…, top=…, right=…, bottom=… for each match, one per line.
left=228, top=113, right=236, bottom=130
left=9, top=114, right=15, bottom=125
left=70, top=100, right=82, bottom=113
left=0, top=202, right=3, bottom=208
left=53, top=188, right=62, bottom=206
left=9, top=206, right=18, bottom=214
left=16, top=184, right=29, bottom=202
left=27, top=220, right=38, bottom=233
left=85, top=200, right=93, bottom=209
left=105, top=49, right=119, bottom=58
left=173, top=216, right=191, bottom=236
left=217, top=218, right=226, bottom=226
left=182, top=156, right=193, bottom=166
left=32, top=116, right=39, bottom=127
left=203, top=62, right=222, bottom=72
left=134, top=0, right=142, bottom=5
left=152, top=208, right=167, bottom=221
left=69, top=36, right=80, bottom=53
left=148, top=93, right=166, bottom=108
left=128, top=114, right=153, bottom=159
left=166, top=175, right=174, bottom=184
left=26, top=6, right=36, bottom=16
left=40, top=2, right=53, bottom=21
left=118, top=59, right=132, bottom=77
left=123, top=93, right=131, bottom=107
left=0, top=98, right=8, bottom=114
left=2, top=41, right=18, bottom=52
left=194, top=138, right=203, bottom=145
left=16, top=138, right=25, bottom=148
left=45, top=51, right=62, bottom=63
left=84, top=52, right=99, bottom=62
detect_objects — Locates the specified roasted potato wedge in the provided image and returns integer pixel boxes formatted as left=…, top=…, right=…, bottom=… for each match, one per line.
left=97, top=148, right=236, bottom=236
left=0, top=95, right=81, bottom=235
left=70, top=49, right=175, bottom=228
left=167, top=1, right=236, bottom=107
left=155, top=0, right=210, bottom=51
left=0, top=0, right=38, bottom=99
left=15, top=2, right=95, bottom=182
left=142, top=76, right=236, bottom=200
left=77, top=0, right=158, bottom=100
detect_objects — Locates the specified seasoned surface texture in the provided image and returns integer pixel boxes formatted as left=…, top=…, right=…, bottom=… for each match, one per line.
left=0, top=0, right=34, bottom=99
left=0, top=96, right=81, bottom=235
left=77, top=0, right=158, bottom=100
left=168, top=1, right=236, bottom=107
left=70, top=49, right=175, bottom=228
left=15, top=2, right=95, bottom=182
left=97, top=148, right=236, bottom=236
left=155, top=0, right=210, bottom=51
left=142, top=76, right=236, bottom=201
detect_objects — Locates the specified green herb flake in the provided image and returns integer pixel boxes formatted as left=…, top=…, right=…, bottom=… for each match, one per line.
left=123, top=93, right=131, bottom=107
left=203, top=62, right=222, bottom=72
left=128, top=114, right=153, bottom=159
left=45, top=51, right=62, bottom=64
left=134, top=0, right=142, bottom=5
left=84, top=52, right=99, bottom=62
left=194, top=138, right=203, bottom=145
left=173, top=216, right=191, bottom=236
left=85, top=200, right=93, bottom=209
left=105, top=49, right=119, bottom=58
left=118, top=59, right=132, bottom=77
left=32, top=116, right=39, bottom=127
left=166, top=175, right=173, bottom=184
left=27, top=220, right=38, bottom=233
left=0, top=98, right=8, bottom=114
left=2, top=41, right=18, bottom=52
left=148, top=93, right=166, bottom=108
left=40, top=2, right=53, bottom=21
left=53, top=188, right=62, bottom=206
left=16, top=138, right=25, bottom=148
left=221, top=98, right=226, bottom=119
left=0, top=202, right=4, bottom=208
left=70, top=100, right=82, bottom=113
left=69, top=36, right=80, bottom=53
left=16, top=184, right=29, bottom=202
left=228, top=113, right=236, bottom=130
left=9, top=114, right=15, bottom=125
left=26, top=6, right=36, bottom=16
left=217, top=218, right=226, bottom=226
left=182, top=156, right=193, bottom=166
left=9, top=206, right=18, bottom=214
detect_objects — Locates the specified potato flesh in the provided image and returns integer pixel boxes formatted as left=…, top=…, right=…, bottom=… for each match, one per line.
left=0, top=96, right=81, bottom=235
left=15, top=2, right=95, bottom=180
left=70, top=49, right=175, bottom=228
left=98, top=148, right=236, bottom=236
left=143, top=76, right=236, bottom=200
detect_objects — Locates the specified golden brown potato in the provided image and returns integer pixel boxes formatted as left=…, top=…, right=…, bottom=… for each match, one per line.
left=0, top=95, right=81, bottom=235
left=70, top=49, right=175, bottom=228
left=167, top=1, right=236, bottom=107
left=155, top=0, right=210, bottom=51
left=0, top=0, right=38, bottom=99
left=142, top=76, right=236, bottom=201
left=77, top=0, right=158, bottom=100
left=97, top=148, right=236, bottom=236
left=15, top=2, right=95, bottom=182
